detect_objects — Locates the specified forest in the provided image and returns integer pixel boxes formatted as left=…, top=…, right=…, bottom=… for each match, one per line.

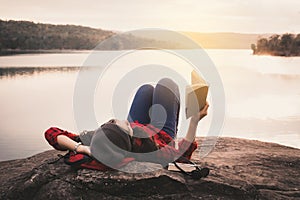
left=0, top=19, right=114, bottom=50
left=0, top=20, right=185, bottom=52
left=251, top=33, right=300, bottom=56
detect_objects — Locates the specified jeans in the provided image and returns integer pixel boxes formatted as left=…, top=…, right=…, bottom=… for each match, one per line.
left=127, top=78, right=180, bottom=139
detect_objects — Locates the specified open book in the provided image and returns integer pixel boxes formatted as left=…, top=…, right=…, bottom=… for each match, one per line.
left=185, top=70, right=209, bottom=119
left=167, top=162, right=197, bottom=172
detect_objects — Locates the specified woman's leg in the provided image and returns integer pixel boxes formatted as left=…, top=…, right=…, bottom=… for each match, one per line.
left=127, top=84, right=154, bottom=124
left=150, top=78, right=180, bottom=139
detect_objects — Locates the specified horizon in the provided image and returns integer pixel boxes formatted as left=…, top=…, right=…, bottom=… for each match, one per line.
left=0, top=18, right=292, bottom=36
left=1, top=0, right=299, bottom=34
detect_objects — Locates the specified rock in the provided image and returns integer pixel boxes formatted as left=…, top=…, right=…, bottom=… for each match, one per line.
left=0, top=137, right=300, bottom=199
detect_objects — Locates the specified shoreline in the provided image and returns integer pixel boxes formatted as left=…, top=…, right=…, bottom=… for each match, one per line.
left=0, top=48, right=254, bottom=56
left=0, top=49, right=91, bottom=56
left=252, top=52, right=300, bottom=57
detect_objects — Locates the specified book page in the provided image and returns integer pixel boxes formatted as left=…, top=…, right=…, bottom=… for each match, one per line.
left=168, top=163, right=196, bottom=172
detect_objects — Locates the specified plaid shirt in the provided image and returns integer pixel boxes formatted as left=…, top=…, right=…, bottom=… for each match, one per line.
left=130, top=122, right=197, bottom=163
left=45, top=122, right=197, bottom=170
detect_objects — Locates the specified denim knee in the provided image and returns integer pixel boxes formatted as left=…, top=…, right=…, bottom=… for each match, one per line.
left=157, top=78, right=180, bottom=102
left=137, top=84, right=154, bottom=93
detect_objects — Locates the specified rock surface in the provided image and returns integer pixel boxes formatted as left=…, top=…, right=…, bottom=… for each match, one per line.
left=0, top=137, right=300, bottom=200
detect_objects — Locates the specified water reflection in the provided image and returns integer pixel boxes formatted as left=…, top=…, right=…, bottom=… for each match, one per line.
left=0, top=67, right=81, bottom=78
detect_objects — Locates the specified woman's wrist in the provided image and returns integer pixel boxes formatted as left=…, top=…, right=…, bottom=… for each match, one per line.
left=73, top=142, right=82, bottom=154
left=190, top=117, right=199, bottom=125
left=185, top=120, right=198, bottom=142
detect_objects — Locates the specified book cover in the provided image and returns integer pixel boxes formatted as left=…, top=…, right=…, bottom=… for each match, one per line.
left=185, top=70, right=209, bottom=119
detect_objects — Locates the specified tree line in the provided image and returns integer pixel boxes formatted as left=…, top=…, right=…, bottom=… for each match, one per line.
left=0, top=20, right=187, bottom=52
left=251, top=33, right=300, bottom=56
left=0, top=19, right=114, bottom=50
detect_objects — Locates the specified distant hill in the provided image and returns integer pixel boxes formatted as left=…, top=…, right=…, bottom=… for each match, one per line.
left=182, top=32, right=270, bottom=49
left=0, top=19, right=114, bottom=50
left=0, top=19, right=271, bottom=51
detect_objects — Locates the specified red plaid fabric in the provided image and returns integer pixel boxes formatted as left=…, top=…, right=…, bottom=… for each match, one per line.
left=44, top=127, right=133, bottom=170
left=44, top=127, right=79, bottom=151
left=44, top=122, right=197, bottom=170
left=130, top=122, right=197, bottom=162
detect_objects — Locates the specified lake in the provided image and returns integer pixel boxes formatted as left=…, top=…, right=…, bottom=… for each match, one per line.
left=0, top=49, right=299, bottom=161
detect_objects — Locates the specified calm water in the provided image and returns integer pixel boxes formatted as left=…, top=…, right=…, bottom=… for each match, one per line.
left=0, top=49, right=299, bottom=161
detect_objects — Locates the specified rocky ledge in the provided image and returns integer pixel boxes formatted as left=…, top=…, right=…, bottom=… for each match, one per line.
left=0, top=137, right=299, bottom=200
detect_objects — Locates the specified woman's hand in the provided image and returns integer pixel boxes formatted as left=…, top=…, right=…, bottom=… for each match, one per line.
left=77, top=145, right=92, bottom=156
left=57, top=135, right=92, bottom=156
left=190, top=102, right=209, bottom=124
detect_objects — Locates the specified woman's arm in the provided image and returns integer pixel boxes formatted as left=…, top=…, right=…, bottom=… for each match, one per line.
left=44, top=127, right=91, bottom=156
left=57, top=135, right=91, bottom=156
left=185, top=102, right=209, bottom=142
left=154, top=103, right=209, bottom=163
left=175, top=102, right=209, bottom=161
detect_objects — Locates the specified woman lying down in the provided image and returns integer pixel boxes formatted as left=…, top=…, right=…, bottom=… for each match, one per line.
left=45, top=78, right=209, bottom=172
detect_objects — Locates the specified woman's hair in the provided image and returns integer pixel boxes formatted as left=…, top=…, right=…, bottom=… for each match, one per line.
left=90, top=120, right=159, bottom=167
left=90, top=122, right=132, bottom=167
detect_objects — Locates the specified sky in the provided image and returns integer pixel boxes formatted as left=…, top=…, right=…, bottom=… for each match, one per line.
left=0, top=0, right=300, bottom=33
